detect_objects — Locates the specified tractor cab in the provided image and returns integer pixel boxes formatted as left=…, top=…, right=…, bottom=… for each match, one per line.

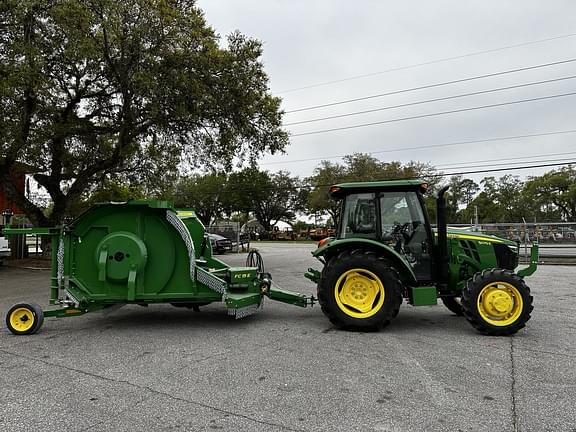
left=337, top=184, right=433, bottom=281
left=327, top=180, right=434, bottom=282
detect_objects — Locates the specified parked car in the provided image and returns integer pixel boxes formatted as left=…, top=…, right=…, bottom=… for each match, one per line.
left=208, top=233, right=233, bottom=254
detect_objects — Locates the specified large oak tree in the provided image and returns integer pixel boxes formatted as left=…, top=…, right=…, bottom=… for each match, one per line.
left=0, top=0, right=287, bottom=227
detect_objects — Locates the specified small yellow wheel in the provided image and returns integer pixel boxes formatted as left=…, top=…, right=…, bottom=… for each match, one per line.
left=6, top=303, right=44, bottom=335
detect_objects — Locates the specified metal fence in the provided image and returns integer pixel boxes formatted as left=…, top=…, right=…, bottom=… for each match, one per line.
left=0, top=232, right=43, bottom=260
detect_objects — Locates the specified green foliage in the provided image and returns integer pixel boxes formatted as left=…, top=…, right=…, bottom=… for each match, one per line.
left=456, top=176, right=524, bottom=223
left=455, top=170, right=576, bottom=224
left=86, top=180, right=145, bottom=205
left=224, top=168, right=267, bottom=217
left=524, top=166, right=576, bottom=221
left=306, top=160, right=345, bottom=224
left=226, top=168, right=304, bottom=231
left=170, top=173, right=227, bottom=226
left=445, top=175, right=480, bottom=222
left=446, top=176, right=479, bottom=214
left=0, top=0, right=287, bottom=227
left=163, top=167, right=304, bottom=230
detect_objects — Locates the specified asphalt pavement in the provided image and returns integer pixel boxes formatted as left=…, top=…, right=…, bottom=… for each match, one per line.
left=0, top=243, right=575, bottom=431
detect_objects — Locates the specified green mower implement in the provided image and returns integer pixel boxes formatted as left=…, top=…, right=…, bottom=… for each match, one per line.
left=3, top=201, right=313, bottom=335
left=305, top=180, right=538, bottom=335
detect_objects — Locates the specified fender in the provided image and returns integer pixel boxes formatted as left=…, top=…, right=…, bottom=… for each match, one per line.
left=312, top=238, right=418, bottom=284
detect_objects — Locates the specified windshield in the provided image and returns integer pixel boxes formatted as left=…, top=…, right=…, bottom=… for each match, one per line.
left=380, top=191, right=425, bottom=238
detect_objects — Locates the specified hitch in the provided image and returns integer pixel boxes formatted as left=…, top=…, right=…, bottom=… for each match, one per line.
left=251, top=251, right=316, bottom=308
left=517, top=243, right=539, bottom=277
left=265, top=283, right=316, bottom=308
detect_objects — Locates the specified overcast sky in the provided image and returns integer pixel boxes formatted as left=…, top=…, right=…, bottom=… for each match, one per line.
left=197, top=0, right=576, bottom=184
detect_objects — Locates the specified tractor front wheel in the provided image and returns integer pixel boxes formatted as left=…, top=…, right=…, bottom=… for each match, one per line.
left=461, top=269, right=533, bottom=336
left=6, top=303, right=44, bottom=335
left=317, top=250, right=402, bottom=331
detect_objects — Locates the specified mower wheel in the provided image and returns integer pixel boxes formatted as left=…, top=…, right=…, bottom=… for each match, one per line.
left=441, top=296, right=463, bottom=316
left=317, top=250, right=402, bottom=331
left=6, top=303, right=44, bottom=335
left=461, top=269, right=533, bottom=336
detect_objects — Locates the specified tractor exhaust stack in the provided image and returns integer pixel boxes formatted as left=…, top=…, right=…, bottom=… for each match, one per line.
left=436, top=185, right=450, bottom=290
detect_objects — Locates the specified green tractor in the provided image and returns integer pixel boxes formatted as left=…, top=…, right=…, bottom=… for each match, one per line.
left=305, top=180, right=538, bottom=335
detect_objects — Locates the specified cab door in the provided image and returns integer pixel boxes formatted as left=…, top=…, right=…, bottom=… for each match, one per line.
left=379, top=191, right=433, bottom=281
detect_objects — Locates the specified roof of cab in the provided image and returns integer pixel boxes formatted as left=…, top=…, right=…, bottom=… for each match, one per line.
left=329, top=179, right=429, bottom=198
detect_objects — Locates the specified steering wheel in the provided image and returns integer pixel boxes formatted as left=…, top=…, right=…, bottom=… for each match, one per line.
left=392, top=222, right=412, bottom=240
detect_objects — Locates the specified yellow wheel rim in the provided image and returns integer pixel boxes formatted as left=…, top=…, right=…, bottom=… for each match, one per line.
left=334, top=268, right=385, bottom=318
left=477, top=282, right=523, bottom=326
left=9, top=307, right=36, bottom=332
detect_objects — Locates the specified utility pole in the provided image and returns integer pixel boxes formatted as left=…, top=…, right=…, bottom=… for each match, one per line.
left=474, top=206, right=479, bottom=231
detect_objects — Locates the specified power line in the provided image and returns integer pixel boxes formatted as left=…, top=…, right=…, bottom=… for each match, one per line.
left=260, top=129, right=576, bottom=166
left=278, top=32, right=576, bottom=94
left=309, top=160, right=576, bottom=185
left=436, top=151, right=576, bottom=169
left=284, top=75, right=576, bottom=126
left=290, top=91, right=576, bottom=137
left=439, top=160, right=576, bottom=177
left=438, top=156, right=576, bottom=172
left=285, top=58, right=576, bottom=113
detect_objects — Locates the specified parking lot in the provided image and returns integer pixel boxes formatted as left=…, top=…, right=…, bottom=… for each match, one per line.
left=1, top=243, right=575, bottom=431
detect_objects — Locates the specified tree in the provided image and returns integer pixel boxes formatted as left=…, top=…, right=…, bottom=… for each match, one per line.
left=461, top=191, right=500, bottom=224
left=170, top=173, right=227, bottom=226
left=0, top=0, right=287, bottom=228
left=226, top=168, right=304, bottom=231
left=460, top=175, right=526, bottom=223
left=446, top=175, right=480, bottom=222
left=76, top=177, right=144, bottom=213
left=524, top=166, right=576, bottom=221
left=306, top=160, right=346, bottom=224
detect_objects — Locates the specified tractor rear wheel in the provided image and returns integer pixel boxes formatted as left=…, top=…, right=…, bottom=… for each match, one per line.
left=461, top=269, right=533, bottom=336
left=317, top=250, right=402, bottom=331
left=441, top=296, right=463, bottom=316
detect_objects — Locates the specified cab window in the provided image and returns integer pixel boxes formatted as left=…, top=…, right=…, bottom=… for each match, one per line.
left=339, top=193, right=376, bottom=239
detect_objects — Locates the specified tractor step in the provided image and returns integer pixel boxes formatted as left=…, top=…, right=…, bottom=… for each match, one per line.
left=410, top=286, right=438, bottom=306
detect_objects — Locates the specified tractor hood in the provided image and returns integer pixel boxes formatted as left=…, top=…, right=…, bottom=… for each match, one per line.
left=443, top=228, right=517, bottom=247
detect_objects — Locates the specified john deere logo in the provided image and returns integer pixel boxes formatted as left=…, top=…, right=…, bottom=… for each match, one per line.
left=234, top=273, right=251, bottom=279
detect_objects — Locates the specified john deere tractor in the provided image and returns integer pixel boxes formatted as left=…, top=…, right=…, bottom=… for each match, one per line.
left=305, top=180, right=538, bottom=335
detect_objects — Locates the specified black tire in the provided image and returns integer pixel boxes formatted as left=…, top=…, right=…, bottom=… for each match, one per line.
left=317, top=249, right=403, bottom=331
left=441, top=296, right=463, bottom=316
left=461, top=269, right=533, bottom=336
left=6, top=302, right=44, bottom=335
